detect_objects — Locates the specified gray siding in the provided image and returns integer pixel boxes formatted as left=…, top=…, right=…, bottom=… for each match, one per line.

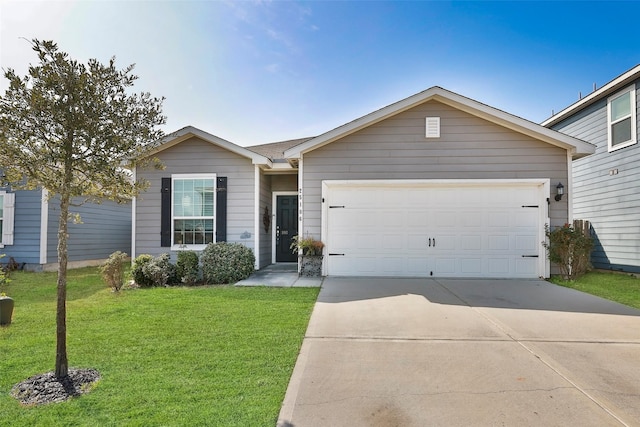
left=46, top=197, right=131, bottom=264
left=302, top=100, right=569, bottom=238
left=258, top=172, right=272, bottom=268
left=552, top=81, right=640, bottom=272
left=135, top=136, right=256, bottom=259
left=2, top=189, right=42, bottom=266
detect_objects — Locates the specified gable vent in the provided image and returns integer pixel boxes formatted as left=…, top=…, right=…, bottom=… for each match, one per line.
left=425, top=117, right=440, bottom=138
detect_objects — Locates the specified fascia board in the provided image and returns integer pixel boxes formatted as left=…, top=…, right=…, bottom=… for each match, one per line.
left=284, top=87, right=443, bottom=158
left=139, top=126, right=272, bottom=166
left=542, top=64, right=640, bottom=128
left=434, top=93, right=596, bottom=157
left=285, top=87, right=595, bottom=159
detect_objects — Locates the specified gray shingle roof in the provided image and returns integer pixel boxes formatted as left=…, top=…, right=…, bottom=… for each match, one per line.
left=246, top=137, right=315, bottom=161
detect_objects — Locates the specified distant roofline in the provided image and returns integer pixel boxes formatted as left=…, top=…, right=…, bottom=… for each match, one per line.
left=542, top=64, right=640, bottom=127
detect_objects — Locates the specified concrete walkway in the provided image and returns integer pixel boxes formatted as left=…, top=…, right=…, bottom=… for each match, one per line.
left=235, top=263, right=323, bottom=287
left=278, top=277, right=640, bottom=426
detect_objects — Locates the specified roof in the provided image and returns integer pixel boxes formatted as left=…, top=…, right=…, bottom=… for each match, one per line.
left=247, top=137, right=314, bottom=161
left=138, top=126, right=271, bottom=166
left=284, top=86, right=595, bottom=160
left=542, top=64, right=640, bottom=128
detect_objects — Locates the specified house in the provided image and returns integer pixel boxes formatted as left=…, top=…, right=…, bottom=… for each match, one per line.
left=0, top=185, right=132, bottom=271
left=542, top=65, right=640, bottom=274
left=133, top=87, right=594, bottom=279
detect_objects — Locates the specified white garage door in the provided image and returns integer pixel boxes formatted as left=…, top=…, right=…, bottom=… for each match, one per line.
left=324, top=180, right=547, bottom=278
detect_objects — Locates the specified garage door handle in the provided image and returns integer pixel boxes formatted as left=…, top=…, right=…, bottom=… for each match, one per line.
left=521, top=255, right=539, bottom=258
left=428, top=238, right=436, bottom=247
left=428, top=238, right=431, bottom=247
left=433, top=238, right=436, bottom=247
left=329, top=253, right=345, bottom=256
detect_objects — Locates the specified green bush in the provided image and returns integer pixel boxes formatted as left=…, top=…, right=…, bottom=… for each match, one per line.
left=142, top=253, right=178, bottom=287
left=543, top=223, right=593, bottom=281
left=132, top=254, right=154, bottom=288
left=177, top=251, right=200, bottom=285
left=201, top=242, right=255, bottom=285
left=0, top=254, right=9, bottom=286
left=100, top=251, right=128, bottom=291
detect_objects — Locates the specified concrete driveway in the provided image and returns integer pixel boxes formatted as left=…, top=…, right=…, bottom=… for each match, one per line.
left=277, top=278, right=640, bottom=427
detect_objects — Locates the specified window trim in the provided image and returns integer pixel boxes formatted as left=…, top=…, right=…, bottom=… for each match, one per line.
left=171, top=174, right=217, bottom=251
left=607, top=85, right=637, bottom=152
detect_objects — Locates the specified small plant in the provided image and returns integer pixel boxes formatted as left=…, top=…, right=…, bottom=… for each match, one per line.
left=543, top=223, right=593, bottom=281
left=100, top=251, right=128, bottom=292
left=132, top=254, right=154, bottom=288
left=201, top=242, right=255, bottom=285
left=290, top=233, right=324, bottom=256
left=142, top=253, right=178, bottom=287
left=177, top=251, right=200, bottom=285
left=0, top=254, right=9, bottom=286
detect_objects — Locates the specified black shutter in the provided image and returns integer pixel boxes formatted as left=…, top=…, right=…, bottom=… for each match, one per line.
left=160, top=177, right=171, bottom=247
left=216, top=177, right=227, bottom=242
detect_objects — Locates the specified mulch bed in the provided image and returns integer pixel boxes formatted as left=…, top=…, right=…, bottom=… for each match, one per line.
left=10, top=368, right=101, bottom=406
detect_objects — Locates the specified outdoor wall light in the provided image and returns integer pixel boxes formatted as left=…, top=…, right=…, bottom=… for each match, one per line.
left=555, top=182, right=565, bottom=201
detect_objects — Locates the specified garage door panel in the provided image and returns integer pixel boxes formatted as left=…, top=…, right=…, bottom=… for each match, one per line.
left=325, top=182, right=544, bottom=278
left=515, top=235, right=537, bottom=251
left=488, top=258, right=510, bottom=275
left=460, top=258, right=483, bottom=274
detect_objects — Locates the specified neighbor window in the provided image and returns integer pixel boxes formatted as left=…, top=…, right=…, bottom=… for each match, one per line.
left=608, top=86, right=637, bottom=151
left=172, top=175, right=215, bottom=246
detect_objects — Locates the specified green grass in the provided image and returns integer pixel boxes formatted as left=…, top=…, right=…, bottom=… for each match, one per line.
left=549, top=271, right=640, bottom=310
left=0, top=267, right=319, bottom=426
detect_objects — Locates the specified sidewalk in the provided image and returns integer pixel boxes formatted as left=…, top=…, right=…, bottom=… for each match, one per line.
left=235, top=263, right=323, bottom=287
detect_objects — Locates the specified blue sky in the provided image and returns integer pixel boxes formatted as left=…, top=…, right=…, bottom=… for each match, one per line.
left=1, top=1, right=638, bottom=146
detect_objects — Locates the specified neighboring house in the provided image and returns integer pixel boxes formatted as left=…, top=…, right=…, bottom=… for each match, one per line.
left=543, top=65, right=640, bottom=273
left=0, top=185, right=132, bottom=271
left=133, top=87, right=594, bottom=279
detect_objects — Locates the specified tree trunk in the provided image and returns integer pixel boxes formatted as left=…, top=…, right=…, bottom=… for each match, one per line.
left=55, top=191, right=70, bottom=378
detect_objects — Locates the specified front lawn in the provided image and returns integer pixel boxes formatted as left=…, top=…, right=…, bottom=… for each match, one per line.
left=0, top=267, right=319, bottom=426
left=549, top=271, right=640, bottom=310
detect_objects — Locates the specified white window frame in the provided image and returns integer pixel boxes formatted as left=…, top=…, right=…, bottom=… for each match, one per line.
left=607, top=85, right=637, bottom=152
left=171, top=174, right=216, bottom=251
left=0, top=191, right=15, bottom=247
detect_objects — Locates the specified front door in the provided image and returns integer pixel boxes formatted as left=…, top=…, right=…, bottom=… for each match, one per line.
left=276, top=195, right=298, bottom=262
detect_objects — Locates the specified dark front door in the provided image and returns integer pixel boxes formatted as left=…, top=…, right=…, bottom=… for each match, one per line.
left=276, top=195, right=298, bottom=262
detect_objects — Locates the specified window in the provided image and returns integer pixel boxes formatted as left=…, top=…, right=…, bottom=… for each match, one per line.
left=172, top=175, right=215, bottom=247
left=608, top=86, right=637, bottom=151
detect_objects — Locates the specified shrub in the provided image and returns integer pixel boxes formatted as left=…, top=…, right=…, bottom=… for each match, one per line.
left=142, top=253, right=178, bottom=287
left=543, top=223, right=593, bottom=281
left=0, top=254, right=9, bottom=286
left=177, top=251, right=200, bottom=285
left=201, top=242, right=255, bottom=284
left=100, top=251, right=128, bottom=291
left=132, top=254, right=154, bottom=288
left=290, top=233, right=324, bottom=256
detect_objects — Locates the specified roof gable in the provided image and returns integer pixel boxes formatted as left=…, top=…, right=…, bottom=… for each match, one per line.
left=284, top=86, right=595, bottom=160
left=139, top=126, right=271, bottom=166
